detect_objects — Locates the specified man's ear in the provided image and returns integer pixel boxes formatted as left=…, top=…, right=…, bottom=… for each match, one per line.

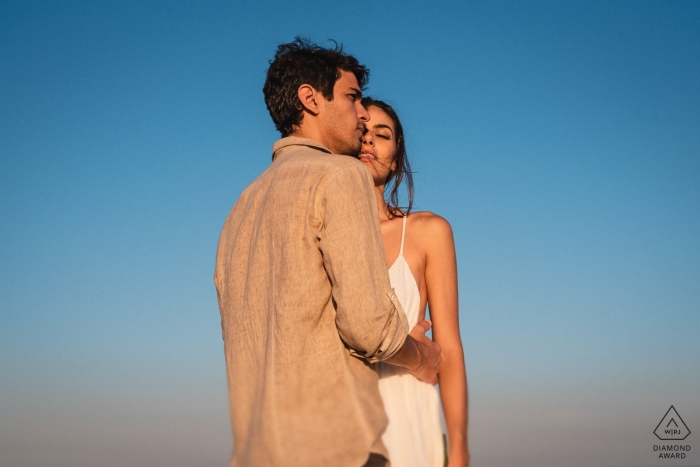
left=297, top=84, right=321, bottom=115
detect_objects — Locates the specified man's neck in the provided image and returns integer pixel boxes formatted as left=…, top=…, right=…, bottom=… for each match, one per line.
left=290, top=126, right=333, bottom=153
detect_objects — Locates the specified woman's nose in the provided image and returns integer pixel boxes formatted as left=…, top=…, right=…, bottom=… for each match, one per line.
left=362, top=132, right=373, bottom=145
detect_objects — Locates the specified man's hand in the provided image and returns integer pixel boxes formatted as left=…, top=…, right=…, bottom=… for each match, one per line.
left=406, top=320, right=442, bottom=384
left=383, top=319, right=442, bottom=382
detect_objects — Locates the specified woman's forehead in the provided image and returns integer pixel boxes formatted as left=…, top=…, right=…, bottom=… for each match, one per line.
left=368, top=106, right=395, bottom=131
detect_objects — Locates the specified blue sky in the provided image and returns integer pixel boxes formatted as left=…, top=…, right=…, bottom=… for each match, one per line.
left=1, top=1, right=698, bottom=466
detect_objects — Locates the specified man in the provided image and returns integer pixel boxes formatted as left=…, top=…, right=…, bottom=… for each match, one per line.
left=214, top=38, right=441, bottom=467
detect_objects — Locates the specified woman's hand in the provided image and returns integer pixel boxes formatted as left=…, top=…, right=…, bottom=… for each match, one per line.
left=447, top=450, right=470, bottom=467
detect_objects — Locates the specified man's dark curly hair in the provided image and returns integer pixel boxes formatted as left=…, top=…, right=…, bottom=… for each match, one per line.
left=263, top=37, right=370, bottom=137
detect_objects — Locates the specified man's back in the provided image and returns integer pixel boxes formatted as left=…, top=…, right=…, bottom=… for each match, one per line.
left=215, top=137, right=408, bottom=466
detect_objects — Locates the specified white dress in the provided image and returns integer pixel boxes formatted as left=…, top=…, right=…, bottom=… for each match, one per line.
left=377, top=215, right=445, bottom=467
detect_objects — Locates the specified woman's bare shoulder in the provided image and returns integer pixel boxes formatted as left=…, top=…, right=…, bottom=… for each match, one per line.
left=407, top=211, right=453, bottom=237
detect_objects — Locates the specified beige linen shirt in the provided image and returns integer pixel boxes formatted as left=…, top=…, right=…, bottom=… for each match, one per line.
left=214, top=137, right=409, bottom=467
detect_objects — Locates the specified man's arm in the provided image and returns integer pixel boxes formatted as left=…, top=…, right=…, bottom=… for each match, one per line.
left=317, top=162, right=406, bottom=359
left=317, top=161, right=441, bottom=380
left=385, top=320, right=442, bottom=385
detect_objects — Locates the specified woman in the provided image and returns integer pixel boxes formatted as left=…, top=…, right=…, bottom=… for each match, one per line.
left=359, top=98, right=469, bottom=467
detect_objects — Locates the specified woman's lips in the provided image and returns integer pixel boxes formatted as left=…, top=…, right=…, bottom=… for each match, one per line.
left=359, top=147, right=376, bottom=158
left=358, top=151, right=376, bottom=162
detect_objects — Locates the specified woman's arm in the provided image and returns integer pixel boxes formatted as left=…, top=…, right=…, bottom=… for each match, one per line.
left=422, top=215, right=469, bottom=467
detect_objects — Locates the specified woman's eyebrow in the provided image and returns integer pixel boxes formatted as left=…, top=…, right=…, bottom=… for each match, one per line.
left=371, top=123, right=394, bottom=134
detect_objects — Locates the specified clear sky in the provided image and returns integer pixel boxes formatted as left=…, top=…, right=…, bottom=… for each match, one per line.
left=1, top=1, right=698, bottom=466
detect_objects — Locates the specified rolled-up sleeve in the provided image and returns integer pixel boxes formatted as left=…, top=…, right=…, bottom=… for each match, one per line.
left=318, top=162, right=409, bottom=362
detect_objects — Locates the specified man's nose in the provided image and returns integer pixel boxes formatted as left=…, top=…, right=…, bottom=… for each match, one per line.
left=357, top=102, right=370, bottom=122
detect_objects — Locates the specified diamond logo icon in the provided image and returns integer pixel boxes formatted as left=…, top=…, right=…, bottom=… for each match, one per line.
left=654, top=406, right=691, bottom=440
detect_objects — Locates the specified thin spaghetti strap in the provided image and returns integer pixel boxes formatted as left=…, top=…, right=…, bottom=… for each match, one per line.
left=399, top=215, right=407, bottom=255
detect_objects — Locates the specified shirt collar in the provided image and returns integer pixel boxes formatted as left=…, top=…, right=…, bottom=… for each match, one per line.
left=271, top=137, right=333, bottom=161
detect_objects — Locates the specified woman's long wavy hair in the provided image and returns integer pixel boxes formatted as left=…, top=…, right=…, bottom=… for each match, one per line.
left=361, top=97, right=414, bottom=219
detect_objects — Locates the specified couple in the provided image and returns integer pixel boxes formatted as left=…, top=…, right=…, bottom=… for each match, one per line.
left=214, top=38, right=468, bottom=467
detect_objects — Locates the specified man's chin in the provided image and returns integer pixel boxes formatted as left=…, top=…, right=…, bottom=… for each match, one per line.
left=343, top=140, right=362, bottom=158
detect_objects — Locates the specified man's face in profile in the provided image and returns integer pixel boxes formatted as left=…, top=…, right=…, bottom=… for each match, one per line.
left=319, top=70, right=369, bottom=156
